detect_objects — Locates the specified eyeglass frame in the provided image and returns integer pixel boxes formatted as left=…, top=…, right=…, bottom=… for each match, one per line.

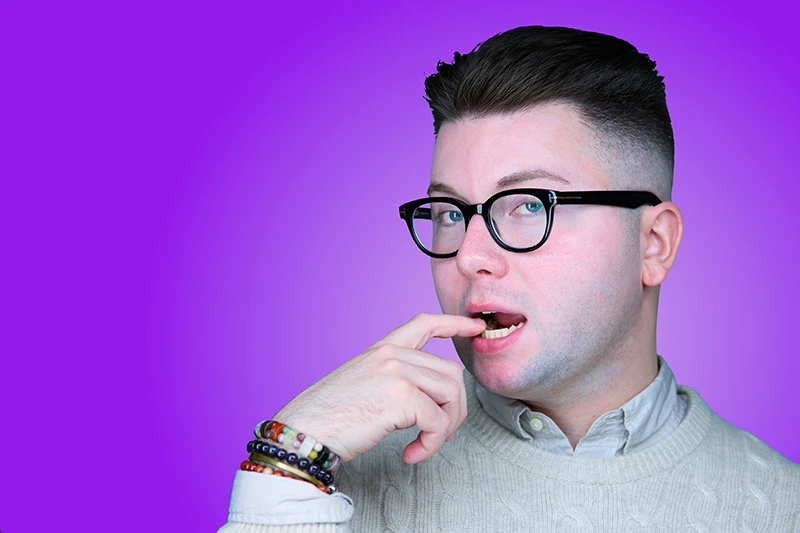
left=398, top=188, right=662, bottom=258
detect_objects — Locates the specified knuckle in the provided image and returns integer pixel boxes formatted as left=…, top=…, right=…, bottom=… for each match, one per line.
left=412, top=312, right=432, bottom=325
left=370, top=343, right=397, bottom=360
left=388, top=377, right=414, bottom=398
left=437, top=373, right=460, bottom=396
left=447, top=378, right=462, bottom=398
left=422, top=396, right=446, bottom=420
left=377, top=357, right=404, bottom=374
left=437, top=408, right=452, bottom=429
left=446, top=359, right=463, bottom=374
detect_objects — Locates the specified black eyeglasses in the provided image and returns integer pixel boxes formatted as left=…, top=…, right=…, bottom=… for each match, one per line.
left=398, top=188, right=662, bottom=258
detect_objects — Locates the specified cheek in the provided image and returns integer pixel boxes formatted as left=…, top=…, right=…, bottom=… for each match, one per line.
left=546, top=224, right=641, bottom=330
left=532, top=221, right=638, bottom=314
left=431, top=260, right=461, bottom=313
left=548, top=213, right=635, bottom=283
left=586, top=221, right=641, bottom=297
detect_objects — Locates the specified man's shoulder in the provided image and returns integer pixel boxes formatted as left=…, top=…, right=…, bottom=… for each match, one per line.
left=680, top=385, right=800, bottom=477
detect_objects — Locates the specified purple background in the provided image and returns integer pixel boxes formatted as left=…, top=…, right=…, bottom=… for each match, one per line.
left=2, top=1, right=798, bottom=531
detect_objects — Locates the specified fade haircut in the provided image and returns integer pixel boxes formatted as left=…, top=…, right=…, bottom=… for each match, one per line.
left=424, top=26, right=675, bottom=200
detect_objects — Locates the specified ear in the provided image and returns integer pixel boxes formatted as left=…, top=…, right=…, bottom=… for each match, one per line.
left=641, top=202, right=684, bottom=287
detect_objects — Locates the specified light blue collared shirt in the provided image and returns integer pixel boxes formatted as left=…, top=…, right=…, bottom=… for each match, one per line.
left=220, top=356, right=689, bottom=528
left=475, top=356, right=688, bottom=458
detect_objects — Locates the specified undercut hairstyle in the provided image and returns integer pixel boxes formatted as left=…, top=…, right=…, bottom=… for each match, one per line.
left=424, top=26, right=675, bottom=200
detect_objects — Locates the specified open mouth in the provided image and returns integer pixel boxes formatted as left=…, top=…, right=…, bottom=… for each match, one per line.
left=474, top=311, right=527, bottom=339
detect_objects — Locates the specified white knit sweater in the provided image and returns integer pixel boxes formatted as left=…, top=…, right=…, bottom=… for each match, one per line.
left=220, top=372, right=800, bottom=532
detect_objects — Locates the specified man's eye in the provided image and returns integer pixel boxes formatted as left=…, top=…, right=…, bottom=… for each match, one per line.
left=437, top=210, right=464, bottom=225
left=512, top=201, right=543, bottom=215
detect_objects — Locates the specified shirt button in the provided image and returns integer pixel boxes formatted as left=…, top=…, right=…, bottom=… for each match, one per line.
left=530, top=417, right=544, bottom=432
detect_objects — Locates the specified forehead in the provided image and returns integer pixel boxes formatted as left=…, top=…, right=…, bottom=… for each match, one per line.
left=430, top=102, right=611, bottom=199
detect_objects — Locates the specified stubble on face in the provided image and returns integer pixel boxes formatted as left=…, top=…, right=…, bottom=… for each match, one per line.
left=430, top=102, right=647, bottom=406
left=452, top=224, right=642, bottom=405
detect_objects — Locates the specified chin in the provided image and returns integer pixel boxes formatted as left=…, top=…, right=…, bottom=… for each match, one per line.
left=473, top=362, right=531, bottom=397
left=453, top=338, right=531, bottom=397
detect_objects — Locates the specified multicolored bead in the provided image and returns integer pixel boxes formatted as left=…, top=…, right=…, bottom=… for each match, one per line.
left=298, top=438, right=314, bottom=458
left=314, top=449, right=329, bottom=465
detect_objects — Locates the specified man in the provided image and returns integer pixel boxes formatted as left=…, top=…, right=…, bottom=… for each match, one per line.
left=218, top=25, right=800, bottom=532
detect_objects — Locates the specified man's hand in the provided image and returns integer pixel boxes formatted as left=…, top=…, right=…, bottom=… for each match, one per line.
left=273, top=313, right=486, bottom=465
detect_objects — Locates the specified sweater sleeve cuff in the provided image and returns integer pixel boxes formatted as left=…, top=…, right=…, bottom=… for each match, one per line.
left=223, top=470, right=354, bottom=526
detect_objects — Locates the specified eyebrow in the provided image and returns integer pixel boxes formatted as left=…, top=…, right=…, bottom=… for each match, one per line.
left=427, top=169, right=571, bottom=197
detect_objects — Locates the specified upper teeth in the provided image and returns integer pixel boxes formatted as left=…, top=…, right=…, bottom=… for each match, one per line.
left=481, top=311, right=495, bottom=315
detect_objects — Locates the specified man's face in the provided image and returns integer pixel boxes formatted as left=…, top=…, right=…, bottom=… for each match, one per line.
left=430, top=102, right=645, bottom=403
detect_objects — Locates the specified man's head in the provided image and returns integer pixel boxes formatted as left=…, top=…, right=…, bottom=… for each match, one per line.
left=425, top=25, right=675, bottom=202
left=423, top=26, right=683, bottom=408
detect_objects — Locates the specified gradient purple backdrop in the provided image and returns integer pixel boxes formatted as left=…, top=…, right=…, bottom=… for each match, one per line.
left=2, top=2, right=798, bottom=531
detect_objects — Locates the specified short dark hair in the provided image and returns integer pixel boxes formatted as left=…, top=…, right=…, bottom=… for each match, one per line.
left=424, top=25, right=674, bottom=184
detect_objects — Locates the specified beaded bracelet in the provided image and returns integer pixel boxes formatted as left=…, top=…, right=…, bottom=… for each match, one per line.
left=256, top=420, right=327, bottom=465
left=254, top=420, right=341, bottom=472
left=247, top=439, right=335, bottom=486
left=240, top=460, right=336, bottom=494
left=247, top=452, right=337, bottom=494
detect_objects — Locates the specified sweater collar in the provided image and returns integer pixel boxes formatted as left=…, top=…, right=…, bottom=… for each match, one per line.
left=474, top=356, right=688, bottom=457
left=463, top=367, right=714, bottom=483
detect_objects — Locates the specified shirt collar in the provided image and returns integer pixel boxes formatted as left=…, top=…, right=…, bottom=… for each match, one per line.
left=474, top=356, right=687, bottom=457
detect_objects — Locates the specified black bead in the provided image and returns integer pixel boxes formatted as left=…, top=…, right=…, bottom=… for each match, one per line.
left=247, top=441, right=255, bottom=453
left=276, top=448, right=287, bottom=460
left=315, top=469, right=326, bottom=481
left=254, top=441, right=264, bottom=453
left=286, top=453, right=298, bottom=465
left=267, top=444, right=279, bottom=457
left=298, top=458, right=310, bottom=470
left=314, top=449, right=329, bottom=465
left=308, top=464, right=319, bottom=476
left=323, top=472, right=333, bottom=485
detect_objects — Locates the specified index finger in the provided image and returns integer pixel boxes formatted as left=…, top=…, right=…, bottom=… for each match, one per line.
left=376, top=313, right=486, bottom=351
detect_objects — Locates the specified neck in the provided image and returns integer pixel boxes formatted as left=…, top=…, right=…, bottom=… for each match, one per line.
left=522, top=291, right=661, bottom=448
left=523, top=352, right=659, bottom=449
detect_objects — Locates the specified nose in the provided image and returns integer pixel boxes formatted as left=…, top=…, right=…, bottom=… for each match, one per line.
left=455, top=213, right=509, bottom=279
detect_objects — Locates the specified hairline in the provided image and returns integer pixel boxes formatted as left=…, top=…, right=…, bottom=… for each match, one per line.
left=434, top=99, right=674, bottom=202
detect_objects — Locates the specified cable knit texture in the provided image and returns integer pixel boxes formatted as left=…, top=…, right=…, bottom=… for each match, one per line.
left=220, top=371, right=800, bottom=532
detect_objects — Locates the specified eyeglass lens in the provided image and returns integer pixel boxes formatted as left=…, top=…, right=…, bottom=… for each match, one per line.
left=411, top=194, right=548, bottom=255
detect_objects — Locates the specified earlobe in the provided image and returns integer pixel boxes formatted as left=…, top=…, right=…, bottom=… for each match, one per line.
left=641, top=202, right=684, bottom=287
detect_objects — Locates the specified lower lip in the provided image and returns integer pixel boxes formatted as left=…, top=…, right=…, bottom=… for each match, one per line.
left=470, top=323, right=526, bottom=355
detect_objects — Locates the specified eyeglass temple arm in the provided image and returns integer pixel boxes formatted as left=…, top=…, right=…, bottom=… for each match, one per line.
left=554, top=191, right=662, bottom=208
left=399, top=206, right=432, bottom=220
